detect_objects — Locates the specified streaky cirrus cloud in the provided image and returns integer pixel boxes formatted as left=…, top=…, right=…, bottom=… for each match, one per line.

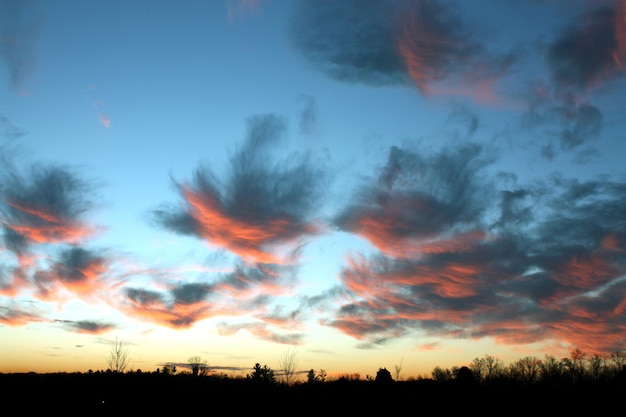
left=119, top=260, right=300, bottom=330
left=333, top=143, right=495, bottom=258
left=290, top=0, right=405, bottom=86
left=290, top=0, right=517, bottom=101
left=522, top=87, right=603, bottom=157
left=54, top=319, right=115, bottom=335
left=121, top=284, right=214, bottom=329
left=546, top=0, right=626, bottom=93
left=312, top=142, right=626, bottom=355
left=521, top=0, right=626, bottom=158
left=31, top=246, right=110, bottom=301
left=0, top=157, right=114, bottom=326
left=217, top=321, right=305, bottom=345
left=395, top=0, right=516, bottom=100
left=151, top=113, right=327, bottom=265
left=0, top=162, right=100, bottom=254
left=0, top=300, right=45, bottom=325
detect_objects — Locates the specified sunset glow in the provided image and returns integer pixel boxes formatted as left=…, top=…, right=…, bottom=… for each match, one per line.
left=1, top=0, right=625, bottom=380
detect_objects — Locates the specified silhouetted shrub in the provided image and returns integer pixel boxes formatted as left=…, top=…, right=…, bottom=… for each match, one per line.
left=375, top=367, right=394, bottom=384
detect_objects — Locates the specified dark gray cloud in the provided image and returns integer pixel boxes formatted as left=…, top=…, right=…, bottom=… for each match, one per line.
left=0, top=162, right=98, bottom=253
left=50, top=246, right=106, bottom=284
left=119, top=259, right=300, bottom=331
left=290, top=0, right=405, bottom=86
left=151, top=113, right=326, bottom=264
left=0, top=0, right=41, bottom=92
left=25, top=245, right=109, bottom=299
left=125, top=287, right=164, bottom=306
left=122, top=285, right=212, bottom=328
left=172, top=282, right=213, bottom=305
left=546, top=4, right=625, bottom=92
left=318, top=166, right=626, bottom=352
left=55, top=319, right=114, bottom=334
left=522, top=88, right=603, bottom=155
left=520, top=1, right=626, bottom=157
left=220, top=261, right=290, bottom=291
left=334, top=143, right=495, bottom=253
left=289, top=0, right=517, bottom=94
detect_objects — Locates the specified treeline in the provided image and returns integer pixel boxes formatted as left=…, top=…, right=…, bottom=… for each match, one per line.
left=431, top=348, right=626, bottom=386
left=2, top=349, right=626, bottom=414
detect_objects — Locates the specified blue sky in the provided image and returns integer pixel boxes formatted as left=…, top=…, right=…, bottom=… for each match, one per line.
left=1, top=0, right=626, bottom=379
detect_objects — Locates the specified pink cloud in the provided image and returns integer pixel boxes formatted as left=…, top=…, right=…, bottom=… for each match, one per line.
left=99, top=113, right=110, bottom=128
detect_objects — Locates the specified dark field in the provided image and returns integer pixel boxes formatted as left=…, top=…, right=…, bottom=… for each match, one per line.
left=1, top=372, right=624, bottom=415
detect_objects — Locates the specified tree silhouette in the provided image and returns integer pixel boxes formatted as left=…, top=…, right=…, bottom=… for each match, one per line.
left=278, top=346, right=299, bottom=385
left=375, top=367, right=394, bottom=384
left=106, top=337, right=131, bottom=373
left=393, top=358, right=403, bottom=381
left=455, top=366, right=475, bottom=385
left=188, top=356, right=208, bottom=376
left=247, top=363, right=275, bottom=384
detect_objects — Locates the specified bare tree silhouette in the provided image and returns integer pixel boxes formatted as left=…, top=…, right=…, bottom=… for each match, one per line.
left=106, top=337, right=131, bottom=373
left=393, top=358, right=403, bottom=381
left=278, top=346, right=299, bottom=385
left=188, top=356, right=208, bottom=376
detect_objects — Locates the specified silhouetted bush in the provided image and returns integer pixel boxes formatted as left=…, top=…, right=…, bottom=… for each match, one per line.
left=375, top=367, right=394, bottom=384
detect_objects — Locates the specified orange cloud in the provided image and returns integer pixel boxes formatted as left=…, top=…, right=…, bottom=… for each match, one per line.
left=121, top=294, right=211, bottom=329
left=5, top=200, right=96, bottom=244
left=182, top=186, right=318, bottom=264
left=612, top=0, right=626, bottom=69
left=0, top=308, right=44, bottom=326
left=396, top=12, right=448, bottom=95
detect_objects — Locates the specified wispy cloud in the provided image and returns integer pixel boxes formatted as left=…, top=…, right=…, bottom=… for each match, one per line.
left=290, top=0, right=407, bottom=86
left=0, top=158, right=114, bottom=324
left=227, top=0, right=261, bottom=21
left=33, top=246, right=110, bottom=300
left=151, top=113, right=327, bottom=265
left=54, top=319, right=115, bottom=335
left=334, top=143, right=494, bottom=258
left=298, top=94, right=318, bottom=136
left=98, top=114, right=111, bottom=128
left=522, top=86, right=603, bottom=157
left=119, top=259, right=300, bottom=330
left=290, top=0, right=517, bottom=102
left=0, top=300, right=45, bottom=325
left=1, top=163, right=100, bottom=253
left=217, top=321, right=305, bottom=345
left=546, top=1, right=626, bottom=92
left=313, top=147, right=626, bottom=353
left=522, top=1, right=626, bottom=158
left=0, top=0, right=41, bottom=93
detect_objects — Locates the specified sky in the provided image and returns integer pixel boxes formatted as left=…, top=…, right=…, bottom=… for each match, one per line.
left=1, top=0, right=626, bottom=379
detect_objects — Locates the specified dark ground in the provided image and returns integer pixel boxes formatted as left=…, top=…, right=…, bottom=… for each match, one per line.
left=1, top=372, right=623, bottom=415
